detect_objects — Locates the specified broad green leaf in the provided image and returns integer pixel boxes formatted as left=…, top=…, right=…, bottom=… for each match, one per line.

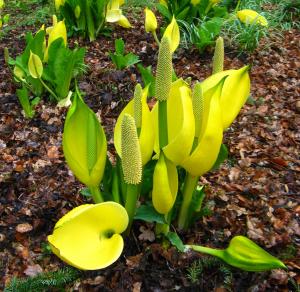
left=16, top=87, right=34, bottom=118
left=166, top=232, right=185, bottom=252
left=134, top=204, right=166, bottom=224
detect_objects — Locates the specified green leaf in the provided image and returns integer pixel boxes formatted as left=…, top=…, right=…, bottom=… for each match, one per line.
left=16, top=87, right=35, bottom=118
left=134, top=204, right=166, bottom=224
left=137, top=64, right=156, bottom=97
left=166, top=231, right=185, bottom=252
left=156, top=4, right=172, bottom=21
left=123, top=53, right=140, bottom=67
left=80, top=187, right=92, bottom=197
left=211, top=143, right=228, bottom=171
left=115, top=38, right=125, bottom=55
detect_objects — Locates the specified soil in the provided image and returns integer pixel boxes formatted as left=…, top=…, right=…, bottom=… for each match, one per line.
left=0, top=4, right=299, bottom=292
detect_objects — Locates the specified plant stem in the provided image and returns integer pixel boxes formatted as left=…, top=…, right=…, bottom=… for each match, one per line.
left=152, top=31, right=160, bottom=46
left=177, top=173, right=199, bottom=230
left=89, top=186, right=104, bottom=203
left=38, top=77, right=59, bottom=100
left=158, top=100, right=168, bottom=149
left=112, top=168, right=121, bottom=204
left=187, top=244, right=224, bottom=259
left=235, top=0, right=242, bottom=12
left=124, top=183, right=140, bottom=235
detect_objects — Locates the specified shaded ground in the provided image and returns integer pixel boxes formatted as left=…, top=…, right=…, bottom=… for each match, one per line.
left=0, top=3, right=300, bottom=291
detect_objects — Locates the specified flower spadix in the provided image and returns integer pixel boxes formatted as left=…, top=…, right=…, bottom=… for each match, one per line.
left=114, top=85, right=154, bottom=166
left=144, top=8, right=157, bottom=33
left=212, top=36, right=224, bottom=74
left=181, top=79, right=224, bottom=176
left=121, top=114, right=142, bottom=185
left=48, top=202, right=128, bottom=270
left=55, top=0, right=65, bottom=11
left=237, top=9, right=268, bottom=27
left=188, top=236, right=286, bottom=272
left=201, top=66, right=250, bottom=130
left=163, top=16, right=180, bottom=53
left=152, top=37, right=195, bottom=165
left=63, top=91, right=107, bottom=188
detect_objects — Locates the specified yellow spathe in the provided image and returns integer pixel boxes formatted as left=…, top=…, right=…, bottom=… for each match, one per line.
left=163, top=16, right=180, bottom=53
left=48, top=202, right=128, bottom=270
left=237, top=9, right=268, bottom=27
left=181, top=79, right=224, bottom=176
left=114, top=86, right=154, bottom=166
left=152, top=153, right=178, bottom=214
left=63, top=92, right=107, bottom=187
left=145, top=8, right=157, bottom=33
left=152, top=79, right=195, bottom=165
left=201, top=66, right=250, bottom=130
left=44, top=20, right=67, bottom=62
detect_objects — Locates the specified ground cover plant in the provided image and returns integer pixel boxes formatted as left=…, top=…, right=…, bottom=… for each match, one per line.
left=0, top=0, right=299, bottom=291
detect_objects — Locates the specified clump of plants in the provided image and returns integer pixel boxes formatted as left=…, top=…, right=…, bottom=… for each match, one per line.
left=56, top=0, right=131, bottom=41
left=0, top=0, right=9, bottom=29
left=46, top=18, right=286, bottom=274
left=7, top=15, right=86, bottom=118
left=153, top=0, right=269, bottom=52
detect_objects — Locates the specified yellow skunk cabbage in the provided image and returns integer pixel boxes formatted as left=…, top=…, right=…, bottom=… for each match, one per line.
left=152, top=153, right=178, bottom=214
left=106, top=0, right=131, bottom=28
left=191, top=0, right=201, bottom=5
left=54, top=0, right=65, bottom=11
left=0, top=0, right=4, bottom=9
left=159, top=0, right=168, bottom=7
left=188, top=236, right=286, bottom=272
left=114, top=86, right=154, bottom=166
left=237, top=9, right=268, bottom=27
left=28, top=51, right=43, bottom=79
left=153, top=79, right=195, bottom=165
left=181, top=80, right=224, bottom=177
left=63, top=91, right=107, bottom=201
left=117, top=15, right=132, bottom=28
left=201, top=66, right=250, bottom=130
left=48, top=202, right=128, bottom=270
left=44, top=20, right=67, bottom=62
left=163, top=16, right=180, bottom=53
left=145, top=8, right=157, bottom=33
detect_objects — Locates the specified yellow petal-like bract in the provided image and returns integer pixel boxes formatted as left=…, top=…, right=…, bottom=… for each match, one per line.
left=181, top=79, right=224, bottom=176
left=237, top=9, right=268, bottom=27
left=48, top=202, right=128, bottom=270
left=153, top=79, right=195, bottom=165
left=191, top=0, right=201, bottom=5
left=152, top=153, right=178, bottom=214
left=63, top=91, right=107, bottom=188
left=201, top=66, right=250, bottom=130
left=55, top=0, right=65, bottom=11
left=114, top=86, right=154, bottom=166
left=0, top=0, right=4, bottom=9
left=117, top=15, right=132, bottom=28
left=163, top=16, right=180, bottom=53
left=145, top=8, right=157, bottom=33
left=28, top=51, right=43, bottom=79
left=45, top=20, right=67, bottom=62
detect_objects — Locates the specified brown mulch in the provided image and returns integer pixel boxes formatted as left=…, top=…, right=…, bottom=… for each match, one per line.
left=0, top=5, right=299, bottom=292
